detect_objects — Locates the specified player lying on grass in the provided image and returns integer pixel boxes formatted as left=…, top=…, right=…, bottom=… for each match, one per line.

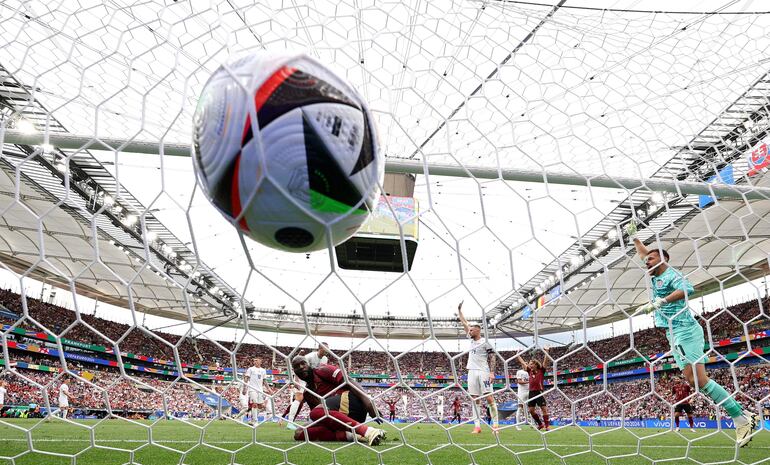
left=289, top=355, right=386, bottom=446
left=626, top=220, right=758, bottom=447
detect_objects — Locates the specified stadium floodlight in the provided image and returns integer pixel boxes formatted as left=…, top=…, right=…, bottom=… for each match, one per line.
left=650, top=192, right=666, bottom=205
left=14, top=119, right=36, bottom=134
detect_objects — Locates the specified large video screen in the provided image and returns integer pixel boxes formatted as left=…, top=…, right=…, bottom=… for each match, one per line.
left=358, top=195, right=419, bottom=240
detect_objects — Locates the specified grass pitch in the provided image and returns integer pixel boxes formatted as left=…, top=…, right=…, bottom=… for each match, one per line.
left=0, top=419, right=767, bottom=465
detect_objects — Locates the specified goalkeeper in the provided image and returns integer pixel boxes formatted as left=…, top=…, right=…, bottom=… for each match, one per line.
left=626, top=220, right=758, bottom=447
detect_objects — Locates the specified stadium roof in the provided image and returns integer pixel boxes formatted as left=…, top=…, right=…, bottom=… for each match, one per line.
left=2, top=0, right=770, bottom=340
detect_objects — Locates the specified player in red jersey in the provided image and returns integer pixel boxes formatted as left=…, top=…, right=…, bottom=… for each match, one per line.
left=672, top=377, right=696, bottom=432
left=451, top=397, right=462, bottom=423
left=289, top=356, right=386, bottom=446
left=517, top=347, right=550, bottom=431
left=385, top=397, right=398, bottom=422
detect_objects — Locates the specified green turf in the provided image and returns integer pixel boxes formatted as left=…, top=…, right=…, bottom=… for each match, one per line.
left=0, top=419, right=767, bottom=465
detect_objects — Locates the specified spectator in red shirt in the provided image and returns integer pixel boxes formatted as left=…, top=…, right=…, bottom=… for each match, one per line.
left=290, top=356, right=386, bottom=446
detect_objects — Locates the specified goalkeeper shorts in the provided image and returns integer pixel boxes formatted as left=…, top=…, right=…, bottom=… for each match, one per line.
left=667, top=323, right=706, bottom=370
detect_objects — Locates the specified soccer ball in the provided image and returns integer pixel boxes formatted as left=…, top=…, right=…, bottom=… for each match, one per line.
left=192, top=51, right=383, bottom=252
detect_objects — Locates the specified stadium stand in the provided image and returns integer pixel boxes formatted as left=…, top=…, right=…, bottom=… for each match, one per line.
left=1, top=288, right=769, bottom=423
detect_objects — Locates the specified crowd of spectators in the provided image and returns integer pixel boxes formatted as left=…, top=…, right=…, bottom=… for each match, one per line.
left=2, top=361, right=767, bottom=423
left=2, top=289, right=769, bottom=377
left=1, top=288, right=769, bottom=423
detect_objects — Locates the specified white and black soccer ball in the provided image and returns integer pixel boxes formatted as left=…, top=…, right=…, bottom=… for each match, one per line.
left=192, top=51, right=383, bottom=252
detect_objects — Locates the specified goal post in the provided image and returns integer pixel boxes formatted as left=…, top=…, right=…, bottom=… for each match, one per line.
left=3, top=129, right=766, bottom=200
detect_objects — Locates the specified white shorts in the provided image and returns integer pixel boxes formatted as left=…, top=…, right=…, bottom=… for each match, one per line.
left=467, top=370, right=493, bottom=397
left=248, top=390, right=265, bottom=406
left=517, top=391, right=529, bottom=406
left=59, top=398, right=69, bottom=408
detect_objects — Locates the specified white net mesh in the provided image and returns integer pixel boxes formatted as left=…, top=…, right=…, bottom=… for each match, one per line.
left=0, top=1, right=769, bottom=464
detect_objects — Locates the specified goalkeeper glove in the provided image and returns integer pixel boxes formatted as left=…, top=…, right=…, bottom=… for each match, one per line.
left=625, top=220, right=638, bottom=242
left=638, top=297, right=666, bottom=314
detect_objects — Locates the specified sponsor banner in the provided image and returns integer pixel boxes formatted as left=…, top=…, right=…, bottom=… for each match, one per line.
left=0, top=360, right=60, bottom=372
left=550, top=418, right=760, bottom=430
left=197, top=392, right=231, bottom=408
left=4, top=341, right=233, bottom=381
left=0, top=308, right=19, bottom=320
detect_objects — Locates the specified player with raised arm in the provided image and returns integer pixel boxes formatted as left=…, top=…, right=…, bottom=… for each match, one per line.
left=386, top=396, right=397, bottom=422
left=244, top=357, right=273, bottom=425
left=515, top=366, right=530, bottom=430
left=286, top=342, right=330, bottom=426
left=290, top=355, right=386, bottom=445
left=626, top=220, right=758, bottom=446
left=517, top=348, right=549, bottom=431
left=457, top=302, right=499, bottom=434
left=672, top=376, right=696, bottom=432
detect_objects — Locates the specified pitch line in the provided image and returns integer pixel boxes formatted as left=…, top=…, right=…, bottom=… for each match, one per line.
left=1, top=438, right=767, bottom=449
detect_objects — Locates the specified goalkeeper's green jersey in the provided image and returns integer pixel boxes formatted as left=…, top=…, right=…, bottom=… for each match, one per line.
left=650, top=266, right=697, bottom=329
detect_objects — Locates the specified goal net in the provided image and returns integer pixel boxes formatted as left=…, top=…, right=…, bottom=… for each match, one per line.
left=0, top=1, right=769, bottom=464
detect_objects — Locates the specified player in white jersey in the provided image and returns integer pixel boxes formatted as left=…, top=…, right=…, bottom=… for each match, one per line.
left=0, top=380, right=7, bottom=410
left=436, top=395, right=445, bottom=421
left=515, top=369, right=530, bottom=430
left=287, top=342, right=330, bottom=426
left=58, top=382, right=70, bottom=419
left=244, top=357, right=273, bottom=425
left=458, top=302, right=498, bottom=434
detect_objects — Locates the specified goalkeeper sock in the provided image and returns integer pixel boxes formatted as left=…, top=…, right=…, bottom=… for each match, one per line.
left=288, top=400, right=300, bottom=422
left=543, top=414, right=550, bottom=428
left=702, top=380, right=743, bottom=418
left=473, top=403, right=481, bottom=428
